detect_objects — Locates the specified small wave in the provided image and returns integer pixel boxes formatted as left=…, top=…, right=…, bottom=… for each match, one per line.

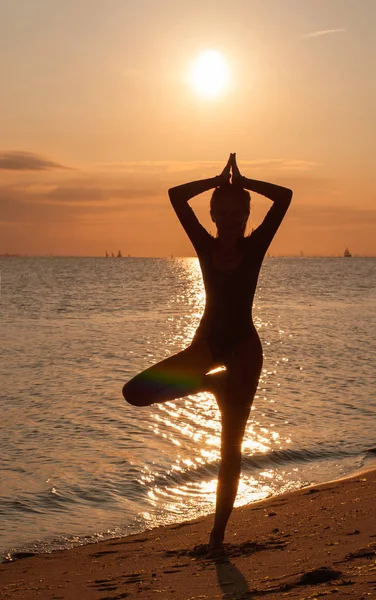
left=242, top=447, right=358, bottom=469
left=139, top=446, right=363, bottom=491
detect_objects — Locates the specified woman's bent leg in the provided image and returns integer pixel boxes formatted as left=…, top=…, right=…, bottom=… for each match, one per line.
left=123, top=341, right=215, bottom=407
left=210, top=334, right=263, bottom=549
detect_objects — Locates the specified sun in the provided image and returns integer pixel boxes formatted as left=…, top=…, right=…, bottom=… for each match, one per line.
left=188, top=50, right=231, bottom=100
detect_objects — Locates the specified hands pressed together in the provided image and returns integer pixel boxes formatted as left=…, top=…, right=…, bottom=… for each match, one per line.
left=217, top=153, right=245, bottom=187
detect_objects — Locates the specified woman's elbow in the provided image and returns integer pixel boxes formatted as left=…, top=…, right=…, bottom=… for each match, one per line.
left=168, top=188, right=184, bottom=207
left=285, top=188, right=293, bottom=202
left=168, top=187, right=178, bottom=202
left=283, top=188, right=293, bottom=205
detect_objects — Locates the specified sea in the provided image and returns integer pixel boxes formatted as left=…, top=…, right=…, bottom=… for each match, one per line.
left=0, top=256, right=375, bottom=561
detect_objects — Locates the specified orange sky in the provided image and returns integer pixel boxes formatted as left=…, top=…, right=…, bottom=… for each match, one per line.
left=1, top=0, right=375, bottom=256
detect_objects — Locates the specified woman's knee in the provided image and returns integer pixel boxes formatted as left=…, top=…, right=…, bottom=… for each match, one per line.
left=218, top=448, right=242, bottom=480
left=122, top=379, right=150, bottom=407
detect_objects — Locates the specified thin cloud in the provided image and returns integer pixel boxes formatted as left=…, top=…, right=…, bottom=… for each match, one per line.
left=288, top=205, right=376, bottom=228
left=0, top=185, right=162, bottom=225
left=0, top=151, right=72, bottom=171
left=43, top=184, right=160, bottom=203
left=96, top=158, right=317, bottom=175
left=302, top=28, right=346, bottom=39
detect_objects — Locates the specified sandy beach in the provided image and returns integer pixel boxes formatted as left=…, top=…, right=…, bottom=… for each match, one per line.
left=1, top=469, right=376, bottom=599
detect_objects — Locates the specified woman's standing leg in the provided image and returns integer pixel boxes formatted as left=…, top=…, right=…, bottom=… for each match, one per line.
left=209, top=334, right=263, bottom=549
left=210, top=404, right=251, bottom=549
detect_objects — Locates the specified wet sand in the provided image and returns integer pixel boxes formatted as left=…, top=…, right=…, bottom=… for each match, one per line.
left=1, top=469, right=376, bottom=599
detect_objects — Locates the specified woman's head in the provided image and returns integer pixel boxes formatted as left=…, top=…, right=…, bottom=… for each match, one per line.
left=210, top=183, right=251, bottom=239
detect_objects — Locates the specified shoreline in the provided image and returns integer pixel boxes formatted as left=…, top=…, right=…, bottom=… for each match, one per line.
left=3, top=458, right=375, bottom=563
left=1, top=468, right=376, bottom=599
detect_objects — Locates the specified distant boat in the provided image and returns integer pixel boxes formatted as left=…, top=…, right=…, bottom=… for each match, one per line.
left=111, top=252, right=115, bottom=258
left=105, top=251, right=109, bottom=258
left=344, top=247, right=352, bottom=257
left=117, top=250, right=122, bottom=258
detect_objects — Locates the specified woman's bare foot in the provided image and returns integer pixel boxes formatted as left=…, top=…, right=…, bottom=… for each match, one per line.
left=208, top=530, right=225, bottom=555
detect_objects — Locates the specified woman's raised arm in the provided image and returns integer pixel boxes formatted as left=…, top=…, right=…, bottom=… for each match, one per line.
left=231, top=153, right=292, bottom=207
left=168, top=156, right=232, bottom=252
left=168, top=176, right=220, bottom=206
left=231, top=153, right=292, bottom=255
left=168, top=154, right=232, bottom=205
left=239, top=177, right=292, bottom=206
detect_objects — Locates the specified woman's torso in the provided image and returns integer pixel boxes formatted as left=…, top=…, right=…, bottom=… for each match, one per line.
left=193, top=234, right=264, bottom=361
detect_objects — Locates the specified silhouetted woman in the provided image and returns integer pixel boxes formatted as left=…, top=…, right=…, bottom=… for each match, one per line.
left=123, top=153, right=292, bottom=550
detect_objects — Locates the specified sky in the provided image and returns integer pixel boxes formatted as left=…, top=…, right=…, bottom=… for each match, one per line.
left=1, top=0, right=375, bottom=256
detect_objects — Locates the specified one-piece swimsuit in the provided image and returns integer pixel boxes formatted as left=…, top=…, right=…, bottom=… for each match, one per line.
left=172, top=200, right=289, bottom=363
